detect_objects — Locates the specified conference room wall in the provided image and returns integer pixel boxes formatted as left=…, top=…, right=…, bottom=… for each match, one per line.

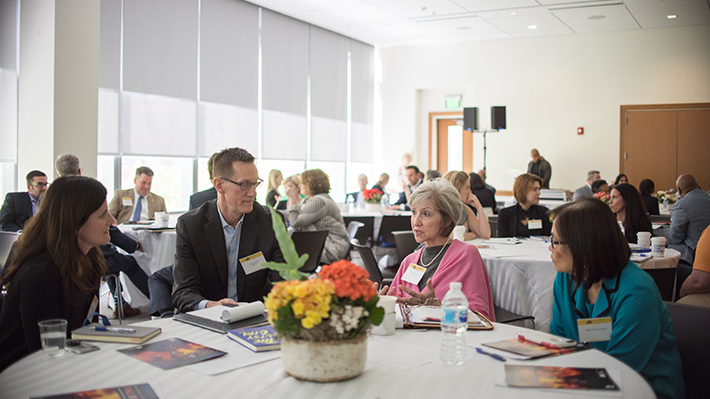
left=378, top=24, right=710, bottom=193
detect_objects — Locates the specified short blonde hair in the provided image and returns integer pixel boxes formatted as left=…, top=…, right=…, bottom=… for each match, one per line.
left=283, top=174, right=300, bottom=187
left=513, top=173, right=543, bottom=205
left=300, top=169, right=330, bottom=195
left=409, top=179, right=461, bottom=237
left=268, top=169, right=282, bottom=191
left=442, top=170, right=468, bottom=192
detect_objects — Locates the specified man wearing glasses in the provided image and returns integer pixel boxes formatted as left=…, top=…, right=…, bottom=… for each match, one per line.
left=108, top=166, right=167, bottom=225
left=172, top=147, right=284, bottom=312
left=0, top=170, right=48, bottom=232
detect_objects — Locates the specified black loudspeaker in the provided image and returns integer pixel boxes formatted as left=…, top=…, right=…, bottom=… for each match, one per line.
left=463, top=107, right=478, bottom=132
left=491, top=106, right=506, bottom=130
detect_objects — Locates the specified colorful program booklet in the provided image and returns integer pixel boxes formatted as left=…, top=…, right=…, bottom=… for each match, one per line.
left=505, top=365, right=619, bottom=391
left=118, top=337, right=226, bottom=370
left=483, top=338, right=588, bottom=359
left=227, top=325, right=281, bottom=352
left=30, top=383, right=158, bottom=399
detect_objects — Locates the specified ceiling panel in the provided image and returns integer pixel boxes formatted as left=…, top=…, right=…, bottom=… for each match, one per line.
left=628, top=0, right=710, bottom=28
left=553, top=4, right=640, bottom=33
left=485, top=11, right=575, bottom=37
left=453, top=0, right=539, bottom=12
left=376, top=0, right=468, bottom=19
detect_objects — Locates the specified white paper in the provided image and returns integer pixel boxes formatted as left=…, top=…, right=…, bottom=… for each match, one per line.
left=367, top=337, right=439, bottom=370
left=221, top=302, right=265, bottom=323
left=184, top=340, right=280, bottom=376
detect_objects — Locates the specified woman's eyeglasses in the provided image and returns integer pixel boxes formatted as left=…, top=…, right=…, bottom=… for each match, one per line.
left=550, top=235, right=566, bottom=248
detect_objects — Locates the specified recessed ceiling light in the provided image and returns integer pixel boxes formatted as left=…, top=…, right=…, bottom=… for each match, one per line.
left=528, top=25, right=537, bottom=30
left=587, top=15, right=606, bottom=20
left=667, top=14, right=677, bottom=19
left=456, top=26, right=472, bottom=30
left=510, top=11, right=517, bottom=16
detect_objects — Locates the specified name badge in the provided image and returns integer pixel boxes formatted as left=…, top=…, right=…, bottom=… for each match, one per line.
left=577, top=317, right=612, bottom=342
left=122, top=197, right=133, bottom=206
left=87, top=296, right=99, bottom=320
left=240, top=251, right=267, bottom=275
left=528, top=219, right=542, bottom=230
left=402, top=263, right=426, bottom=285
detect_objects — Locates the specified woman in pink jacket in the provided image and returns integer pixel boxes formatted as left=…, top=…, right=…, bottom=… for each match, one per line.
left=379, top=179, right=495, bottom=321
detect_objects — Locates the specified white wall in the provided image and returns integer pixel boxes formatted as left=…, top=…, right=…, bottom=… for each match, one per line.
left=379, top=24, right=710, bottom=193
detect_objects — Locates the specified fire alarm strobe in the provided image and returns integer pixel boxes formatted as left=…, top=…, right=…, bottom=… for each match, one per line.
left=577, top=127, right=584, bottom=135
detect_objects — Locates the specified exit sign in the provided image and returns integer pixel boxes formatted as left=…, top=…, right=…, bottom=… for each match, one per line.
left=445, top=97, right=461, bottom=109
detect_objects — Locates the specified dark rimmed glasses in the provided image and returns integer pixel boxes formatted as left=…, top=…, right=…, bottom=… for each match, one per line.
left=221, top=177, right=263, bottom=191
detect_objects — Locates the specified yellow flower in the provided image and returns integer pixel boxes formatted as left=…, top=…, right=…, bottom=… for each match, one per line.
left=291, top=298, right=305, bottom=317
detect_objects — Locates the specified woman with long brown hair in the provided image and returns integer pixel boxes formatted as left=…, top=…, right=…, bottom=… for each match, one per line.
left=0, top=176, right=114, bottom=372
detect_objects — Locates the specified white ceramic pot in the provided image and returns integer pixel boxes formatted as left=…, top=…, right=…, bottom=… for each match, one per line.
left=364, top=203, right=381, bottom=212
left=280, top=333, right=368, bottom=382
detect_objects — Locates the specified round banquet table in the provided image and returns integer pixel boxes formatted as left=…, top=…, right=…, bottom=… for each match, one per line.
left=0, top=317, right=655, bottom=399
left=468, top=238, right=680, bottom=333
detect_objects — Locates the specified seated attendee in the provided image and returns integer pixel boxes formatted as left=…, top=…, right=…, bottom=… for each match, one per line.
left=0, top=176, right=113, bottom=373
left=102, top=226, right=149, bottom=318
left=172, top=147, right=283, bottom=312
left=55, top=154, right=82, bottom=176
left=265, top=169, right=282, bottom=208
left=109, top=166, right=166, bottom=224
left=612, top=173, right=628, bottom=188
left=662, top=174, right=710, bottom=265
left=469, top=172, right=496, bottom=210
left=478, top=169, right=496, bottom=194
left=591, top=179, right=609, bottom=194
left=678, top=226, right=710, bottom=308
left=609, top=184, right=652, bottom=244
left=0, top=170, right=48, bottom=232
left=148, top=265, right=175, bottom=318
left=425, top=170, right=441, bottom=181
left=189, top=153, right=218, bottom=210
left=345, top=174, right=368, bottom=209
left=286, top=169, right=349, bottom=264
left=389, top=165, right=423, bottom=210
left=378, top=179, right=494, bottom=321
left=371, top=173, right=389, bottom=193
left=639, top=179, right=660, bottom=216
left=549, top=198, right=684, bottom=399
left=573, top=170, right=601, bottom=200
left=442, top=171, right=491, bottom=240
left=497, top=173, right=552, bottom=238
left=277, top=175, right=300, bottom=210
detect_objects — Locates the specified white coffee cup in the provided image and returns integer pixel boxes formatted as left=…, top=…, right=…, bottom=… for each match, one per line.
left=377, top=295, right=397, bottom=314
left=453, top=225, right=466, bottom=241
left=637, top=232, right=652, bottom=248
left=651, top=237, right=666, bottom=257
left=155, top=212, right=169, bottom=228
left=371, top=313, right=396, bottom=336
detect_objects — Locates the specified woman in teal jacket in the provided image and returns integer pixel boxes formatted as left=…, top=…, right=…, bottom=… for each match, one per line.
left=548, top=198, right=684, bottom=399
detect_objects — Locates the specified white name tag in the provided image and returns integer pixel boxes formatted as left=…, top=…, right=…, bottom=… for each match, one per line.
left=528, top=219, right=542, bottom=230
left=577, top=316, right=612, bottom=342
left=240, top=251, right=267, bottom=275
left=122, top=197, right=133, bottom=206
left=402, top=263, right=426, bottom=285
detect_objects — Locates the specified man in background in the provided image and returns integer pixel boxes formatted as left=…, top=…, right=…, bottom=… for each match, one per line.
left=189, top=153, right=218, bottom=210
left=478, top=169, right=496, bottom=194
left=527, top=149, right=551, bottom=189
left=109, top=166, right=166, bottom=224
left=389, top=165, right=422, bottom=211
left=663, top=174, right=710, bottom=272
left=0, top=170, right=48, bottom=232
left=55, top=154, right=82, bottom=177
left=573, top=170, right=601, bottom=200
left=346, top=174, right=368, bottom=209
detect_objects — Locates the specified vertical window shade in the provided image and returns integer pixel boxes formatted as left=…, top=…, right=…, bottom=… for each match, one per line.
left=0, top=0, right=17, bottom=162
left=97, top=0, right=120, bottom=154
left=122, top=0, right=197, bottom=156
left=350, top=40, right=375, bottom=163
left=309, top=26, right=347, bottom=162
left=261, top=9, right=308, bottom=160
left=199, top=0, right=258, bottom=157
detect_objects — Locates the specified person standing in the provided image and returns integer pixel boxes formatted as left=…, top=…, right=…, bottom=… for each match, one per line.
left=0, top=170, right=48, bottom=232
left=108, top=166, right=166, bottom=224
left=527, top=149, right=551, bottom=189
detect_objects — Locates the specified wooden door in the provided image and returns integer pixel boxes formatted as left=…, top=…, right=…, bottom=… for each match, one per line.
left=677, top=110, right=710, bottom=191
left=624, top=110, right=678, bottom=191
left=430, top=113, right=472, bottom=174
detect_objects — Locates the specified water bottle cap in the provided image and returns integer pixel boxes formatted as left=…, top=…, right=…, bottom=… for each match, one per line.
left=449, top=282, right=462, bottom=290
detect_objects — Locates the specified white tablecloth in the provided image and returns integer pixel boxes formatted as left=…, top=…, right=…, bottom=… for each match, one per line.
left=468, top=238, right=680, bottom=333
left=0, top=319, right=654, bottom=398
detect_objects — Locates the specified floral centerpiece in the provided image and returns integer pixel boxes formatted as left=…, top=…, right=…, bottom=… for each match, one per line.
left=657, top=191, right=676, bottom=204
left=594, top=191, right=610, bottom=205
left=261, top=206, right=384, bottom=382
left=361, top=188, right=383, bottom=204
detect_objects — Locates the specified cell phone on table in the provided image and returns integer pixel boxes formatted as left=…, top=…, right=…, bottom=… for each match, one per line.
left=65, top=340, right=100, bottom=354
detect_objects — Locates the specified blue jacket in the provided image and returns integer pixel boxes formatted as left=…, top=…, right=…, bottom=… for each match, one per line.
left=550, top=261, right=684, bottom=399
left=667, top=188, right=710, bottom=264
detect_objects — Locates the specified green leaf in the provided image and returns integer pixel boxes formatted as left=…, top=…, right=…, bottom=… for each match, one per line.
left=368, top=306, right=385, bottom=326
left=259, top=205, right=308, bottom=281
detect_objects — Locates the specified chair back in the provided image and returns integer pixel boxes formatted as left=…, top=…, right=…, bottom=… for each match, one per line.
left=0, top=231, right=20, bottom=272
left=664, top=301, right=710, bottom=399
left=488, top=215, right=498, bottom=238
left=291, top=230, right=329, bottom=273
left=392, top=230, right=418, bottom=263
left=651, top=214, right=671, bottom=223
left=378, top=215, right=411, bottom=247
left=346, top=221, right=365, bottom=243
left=343, top=216, right=374, bottom=246
left=351, top=239, right=383, bottom=285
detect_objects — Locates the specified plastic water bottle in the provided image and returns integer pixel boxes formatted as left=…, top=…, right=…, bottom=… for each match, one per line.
left=441, top=282, right=468, bottom=366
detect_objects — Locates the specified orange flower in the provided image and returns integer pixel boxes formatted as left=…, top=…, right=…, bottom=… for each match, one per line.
left=318, top=260, right=376, bottom=302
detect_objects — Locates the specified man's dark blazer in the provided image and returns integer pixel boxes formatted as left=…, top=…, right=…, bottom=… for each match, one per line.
left=0, top=192, right=33, bottom=232
left=172, top=199, right=284, bottom=312
left=189, top=187, right=217, bottom=210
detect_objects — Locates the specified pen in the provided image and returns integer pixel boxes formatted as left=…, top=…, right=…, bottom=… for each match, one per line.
left=476, top=347, right=506, bottom=362
left=91, top=326, right=136, bottom=334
